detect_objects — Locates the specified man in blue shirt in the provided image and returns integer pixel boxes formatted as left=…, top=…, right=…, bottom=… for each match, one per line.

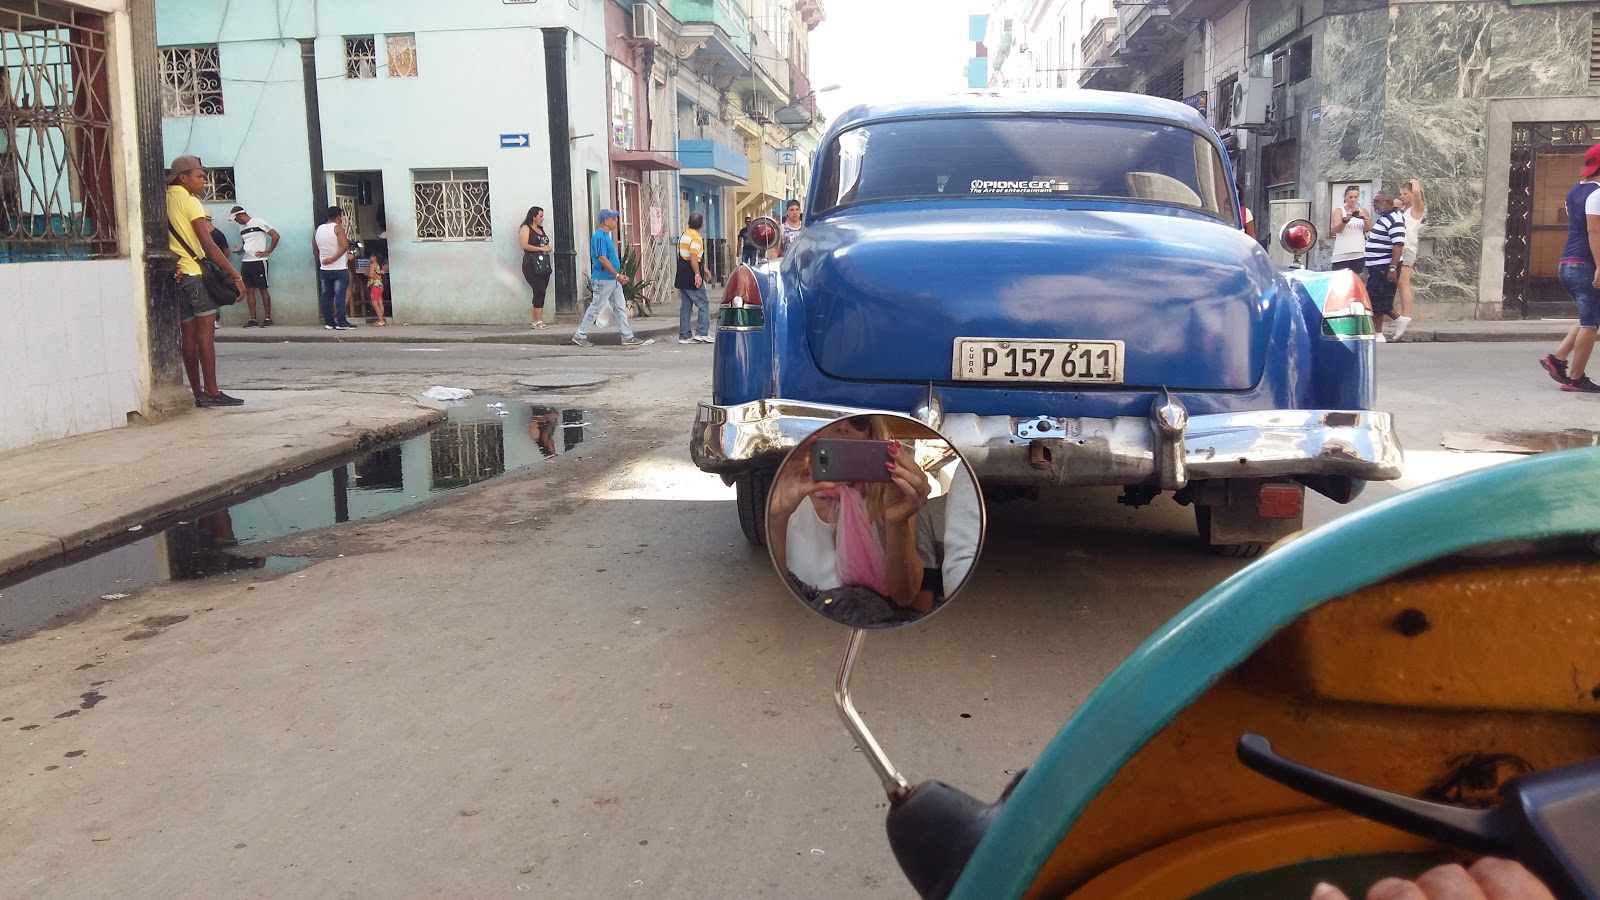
left=573, top=209, right=652, bottom=347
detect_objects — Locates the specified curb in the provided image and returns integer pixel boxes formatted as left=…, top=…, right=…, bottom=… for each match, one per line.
left=0, top=408, right=444, bottom=585
left=217, top=321, right=680, bottom=346
left=1399, top=330, right=1569, bottom=344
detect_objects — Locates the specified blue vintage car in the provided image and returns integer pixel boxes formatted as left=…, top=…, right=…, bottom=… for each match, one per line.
left=690, top=92, right=1403, bottom=555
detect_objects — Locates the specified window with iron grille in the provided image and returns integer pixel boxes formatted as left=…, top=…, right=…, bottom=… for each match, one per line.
left=2, top=5, right=118, bottom=259
left=159, top=45, right=223, bottom=117
left=386, top=34, right=418, bottom=78
left=345, top=36, right=376, bottom=79
left=412, top=168, right=491, bottom=241
left=1147, top=61, right=1184, bottom=102
left=202, top=167, right=236, bottom=203
left=1215, top=73, right=1238, bottom=128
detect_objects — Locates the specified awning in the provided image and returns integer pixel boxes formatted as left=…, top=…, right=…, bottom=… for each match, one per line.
left=610, top=147, right=682, bottom=172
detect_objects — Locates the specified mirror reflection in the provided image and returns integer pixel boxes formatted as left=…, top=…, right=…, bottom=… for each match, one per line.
left=768, top=414, right=984, bottom=629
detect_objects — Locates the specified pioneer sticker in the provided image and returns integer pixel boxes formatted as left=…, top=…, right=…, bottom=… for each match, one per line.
left=968, top=179, right=1059, bottom=194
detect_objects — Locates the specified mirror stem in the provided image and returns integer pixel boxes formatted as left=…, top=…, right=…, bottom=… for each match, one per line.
left=836, top=629, right=912, bottom=802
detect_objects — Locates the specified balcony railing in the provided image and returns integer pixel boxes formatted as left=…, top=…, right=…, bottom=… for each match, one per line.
left=1081, top=16, right=1117, bottom=65
left=677, top=139, right=750, bottom=181
left=666, top=0, right=751, bottom=49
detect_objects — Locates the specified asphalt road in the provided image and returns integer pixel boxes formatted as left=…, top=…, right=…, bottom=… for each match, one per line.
left=0, top=339, right=1590, bottom=898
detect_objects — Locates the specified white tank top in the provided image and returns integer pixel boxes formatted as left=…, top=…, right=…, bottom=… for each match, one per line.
left=1401, top=208, right=1423, bottom=263
left=1330, top=210, right=1368, bottom=262
left=316, top=222, right=347, bottom=271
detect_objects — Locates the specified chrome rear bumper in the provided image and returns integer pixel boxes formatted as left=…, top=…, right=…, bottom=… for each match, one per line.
left=689, top=395, right=1404, bottom=488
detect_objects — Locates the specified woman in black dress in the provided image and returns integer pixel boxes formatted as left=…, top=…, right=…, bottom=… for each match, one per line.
left=518, top=206, right=553, bottom=328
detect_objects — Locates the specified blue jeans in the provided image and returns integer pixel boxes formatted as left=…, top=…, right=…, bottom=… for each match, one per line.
left=576, top=278, right=634, bottom=340
left=1558, top=262, right=1599, bottom=328
left=318, top=269, right=351, bottom=327
left=678, top=286, right=710, bottom=339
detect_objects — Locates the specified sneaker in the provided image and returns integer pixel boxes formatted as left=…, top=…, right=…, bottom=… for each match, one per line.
left=334, top=325, right=356, bottom=331
left=1540, top=354, right=1570, bottom=385
left=1390, top=315, right=1411, bottom=341
left=324, top=325, right=335, bottom=330
left=1374, top=333, right=1387, bottom=344
left=202, top=392, right=245, bottom=407
left=693, top=335, right=714, bottom=343
left=571, top=336, right=593, bottom=348
left=263, top=318, right=273, bottom=327
left=1562, top=375, right=1600, bottom=394
left=193, top=394, right=208, bottom=408
left=679, top=338, right=695, bottom=344
left=245, top=318, right=259, bottom=328
left=620, top=337, right=655, bottom=347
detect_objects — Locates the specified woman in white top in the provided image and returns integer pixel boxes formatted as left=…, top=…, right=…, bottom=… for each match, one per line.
left=1392, top=180, right=1427, bottom=340
left=769, top=417, right=932, bottom=615
left=313, top=205, right=354, bottom=330
left=1328, top=185, right=1370, bottom=273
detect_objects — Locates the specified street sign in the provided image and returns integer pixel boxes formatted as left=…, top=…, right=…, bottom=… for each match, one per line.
left=499, top=133, right=531, bottom=149
left=777, top=147, right=799, bottom=166
left=1310, top=106, right=1322, bottom=124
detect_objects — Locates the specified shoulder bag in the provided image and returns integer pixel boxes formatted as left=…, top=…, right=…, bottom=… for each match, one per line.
left=528, top=229, right=553, bottom=277
left=168, top=223, right=241, bottom=307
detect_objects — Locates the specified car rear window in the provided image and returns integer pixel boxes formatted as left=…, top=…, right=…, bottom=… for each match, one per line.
left=811, top=116, right=1237, bottom=220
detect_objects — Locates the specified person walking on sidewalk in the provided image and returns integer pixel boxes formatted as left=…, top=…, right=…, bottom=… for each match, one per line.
left=777, top=199, right=804, bottom=258
left=230, top=205, right=279, bottom=327
left=1540, top=144, right=1600, bottom=394
left=1363, top=191, right=1406, bottom=342
left=314, top=206, right=356, bottom=331
left=676, top=212, right=713, bottom=344
left=166, top=155, right=245, bottom=407
left=572, top=209, right=652, bottom=348
left=738, top=215, right=757, bottom=266
left=1391, top=180, right=1427, bottom=340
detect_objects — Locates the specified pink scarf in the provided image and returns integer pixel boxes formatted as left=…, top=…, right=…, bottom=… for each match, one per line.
left=816, top=485, right=888, bottom=596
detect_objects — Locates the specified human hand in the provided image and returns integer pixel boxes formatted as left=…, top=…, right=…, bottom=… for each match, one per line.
left=882, top=445, right=931, bottom=525
left=1311, top=859, right=1555, bottom=900
left=695, top=275, right=703, bottom=288
left=618, top=274, right=631, bottom=286
left=770, top=457, right=836, bottom=520
left=1387, top=270, right=1398, bottom=284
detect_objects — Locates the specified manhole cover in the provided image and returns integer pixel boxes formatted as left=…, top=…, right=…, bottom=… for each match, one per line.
left=519, top=372, right=610, bottom=389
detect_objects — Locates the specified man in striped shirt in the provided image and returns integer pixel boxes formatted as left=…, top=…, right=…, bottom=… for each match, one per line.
left=1363, top=191, right=1406, bottom=341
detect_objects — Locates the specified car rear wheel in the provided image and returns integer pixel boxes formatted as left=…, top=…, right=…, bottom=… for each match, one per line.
left=736, top=468, right=775, bottom=547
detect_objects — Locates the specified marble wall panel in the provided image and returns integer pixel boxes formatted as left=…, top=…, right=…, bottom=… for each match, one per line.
left=1313, top=9, right=1391, bottom=180
left=1381, top=97, right=1487, bottom=310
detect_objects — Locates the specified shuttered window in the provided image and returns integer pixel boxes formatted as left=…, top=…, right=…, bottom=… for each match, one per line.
left=1591, top=16, right=1599, bottom=88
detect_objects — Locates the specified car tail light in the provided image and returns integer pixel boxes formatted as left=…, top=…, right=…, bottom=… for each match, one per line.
left=1320, top=269, right=1375, bottom=339
left=1257, top=483, right=1304, bottom=519
left=718, top=264, right=764, bottom=330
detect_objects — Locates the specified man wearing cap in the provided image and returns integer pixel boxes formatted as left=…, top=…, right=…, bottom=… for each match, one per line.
left=1539, top=143, right=1600, bottom=394
left=572, top=209, right=652, bottom=348
left=230, top=205, right=279, bottom=327
left=166, top=155, right=245, bottom=407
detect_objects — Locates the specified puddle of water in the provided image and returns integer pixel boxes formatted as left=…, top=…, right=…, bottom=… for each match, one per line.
left=0, top=399, right=589, bottom=642
left=1441, top=429, right=1600, bottom=454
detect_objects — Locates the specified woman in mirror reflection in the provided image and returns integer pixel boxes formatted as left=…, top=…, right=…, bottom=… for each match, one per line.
left=770, top=417, right=933, bottom=617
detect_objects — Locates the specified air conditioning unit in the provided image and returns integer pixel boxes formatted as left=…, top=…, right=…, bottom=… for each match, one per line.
left=631, top=3, right=661, bottom=44
left=741, top=91, right=776, bottom=123
left=1232, top=75, right=1271, bottom=128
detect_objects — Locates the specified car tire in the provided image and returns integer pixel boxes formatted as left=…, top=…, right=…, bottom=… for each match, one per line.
left=1195, top=506, right=1268, bottom=559
left=736, top=468, right=775, bottom=547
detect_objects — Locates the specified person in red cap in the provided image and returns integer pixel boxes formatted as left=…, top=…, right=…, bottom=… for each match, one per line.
left=1539, top=144, right=1600, bottom=393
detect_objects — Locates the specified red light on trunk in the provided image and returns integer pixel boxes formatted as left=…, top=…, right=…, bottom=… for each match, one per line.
left=1257, top=483, right=1304, bottom=520
left=724, top=265, right=762, bottom=308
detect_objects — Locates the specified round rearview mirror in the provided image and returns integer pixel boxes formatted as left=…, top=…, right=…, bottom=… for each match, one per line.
left=767, top=413, right=986, bottom=629
left=1278, top=218, right=1318, bottom=255
left=749, top=215, right=780, bottom=252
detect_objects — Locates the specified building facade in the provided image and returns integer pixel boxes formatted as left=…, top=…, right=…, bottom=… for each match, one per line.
left=1062, top=0, right=1600, bottom=321
left=3, top=0, right=156, bottom=453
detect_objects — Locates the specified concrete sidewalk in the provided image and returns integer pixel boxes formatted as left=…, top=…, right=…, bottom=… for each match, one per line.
left=215, top=318, right=1579, bottom=345
left=1401, top=318, right=1578, bottom=343
left=217, top=318, right=679, bottom=346
left=0, top=391, right=441, bottom=582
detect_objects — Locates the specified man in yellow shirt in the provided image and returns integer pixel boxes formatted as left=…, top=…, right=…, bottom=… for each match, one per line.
left=675, top=212, right=713, bottom=344
left=166, top=155, right=245, bottom=407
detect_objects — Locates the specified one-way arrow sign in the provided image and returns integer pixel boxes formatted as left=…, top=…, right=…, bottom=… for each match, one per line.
left=499, top=133, right=530, bottom=149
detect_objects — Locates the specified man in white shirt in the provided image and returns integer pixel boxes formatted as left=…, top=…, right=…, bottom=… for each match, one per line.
left=230, top=205, right=280, bottom=327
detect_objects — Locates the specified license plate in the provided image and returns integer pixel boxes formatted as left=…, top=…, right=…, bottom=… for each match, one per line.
left=952, top=338, right=1125, bottom=384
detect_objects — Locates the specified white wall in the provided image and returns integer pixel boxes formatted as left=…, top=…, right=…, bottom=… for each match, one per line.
left=0, top=261, right=143, bottom=453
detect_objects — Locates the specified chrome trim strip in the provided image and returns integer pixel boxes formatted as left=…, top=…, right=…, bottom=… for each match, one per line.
left=690, top=399, right=1405, bottom=484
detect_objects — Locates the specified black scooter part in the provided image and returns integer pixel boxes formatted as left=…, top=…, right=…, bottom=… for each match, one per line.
left=886, top=771, right=1027, bottom=900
